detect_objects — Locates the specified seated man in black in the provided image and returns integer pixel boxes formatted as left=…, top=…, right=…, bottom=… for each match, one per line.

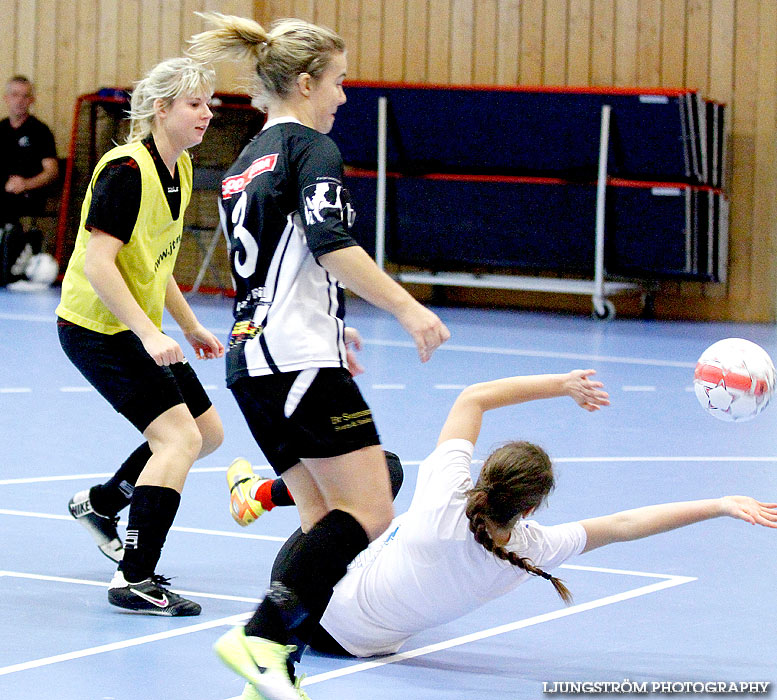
left=1, top=75, right=58, bottom=227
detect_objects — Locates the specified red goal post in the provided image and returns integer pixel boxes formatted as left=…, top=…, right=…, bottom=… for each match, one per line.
left=54, top=89, right=262, bottom=291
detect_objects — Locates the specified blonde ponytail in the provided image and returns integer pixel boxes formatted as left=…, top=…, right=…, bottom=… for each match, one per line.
left=188, top=12, right=270, bottom=64
left=187, top=12, right=345, bottom=112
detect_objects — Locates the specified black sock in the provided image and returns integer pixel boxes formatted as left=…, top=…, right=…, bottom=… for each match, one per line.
left=270, top=478, right=295, bottom=507
left=119, top=485, right=180, bottom=583
left=384, top=451, right=404, bottom=500
left=244, top=509, right=369, bottom=644
left=89, top=443, right=152, bottom=516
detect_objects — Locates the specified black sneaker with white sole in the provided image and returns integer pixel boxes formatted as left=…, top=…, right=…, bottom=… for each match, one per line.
left=68, top=489, right=124, bottom=562
left=108, top=571, right=202, bottom=616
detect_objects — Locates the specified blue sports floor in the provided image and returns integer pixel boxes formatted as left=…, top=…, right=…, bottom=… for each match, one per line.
left=1, top=287, right=776, bottom=699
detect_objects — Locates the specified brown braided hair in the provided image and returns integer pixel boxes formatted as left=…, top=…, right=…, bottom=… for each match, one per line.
left=465, top=441, right=573, bottom=604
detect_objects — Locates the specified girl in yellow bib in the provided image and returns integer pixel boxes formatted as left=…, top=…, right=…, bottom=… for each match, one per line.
left=57, top=57, right=224, bottom=616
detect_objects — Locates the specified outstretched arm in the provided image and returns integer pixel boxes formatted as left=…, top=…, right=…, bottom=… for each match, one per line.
left=436, top=369, right=610, bottom=446
left=580, top=496, right=777, bottom=553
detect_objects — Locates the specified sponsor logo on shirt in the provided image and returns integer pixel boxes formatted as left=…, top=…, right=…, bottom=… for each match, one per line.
left=153, top=232, right=182, bottom=272
left=229, top=319, right=262, bottom=347
left=222, top=154, right=279, bottom=199
left=302, top=181, right=355, bottom=228
left=17, top=136, right=30, bottom=148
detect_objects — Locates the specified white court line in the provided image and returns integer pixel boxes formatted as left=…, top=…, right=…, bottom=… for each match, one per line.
left=3, top=456, right=776, bottom=486
left=0, top=310, right=700, bottom=369
left=0, top=571, right=262, bottom=604
left=291, top=570, right=697, bottom=691
left=0, top=570, right=258, bottom=676
left=0, top=615, right=248, bottom=677
left=0, top=567, right=694, bottom=685
left=0, top=510, right=286, bottom=542
left=0, top=464, right=274, bottom=486
left=0, top=387, right=31, bottom=393
left=553, top=455, right=777, bottom=463
left=362, top=338, right=697, bottom=368
left=0, top=312, right=56, bottom=322
left=621, top=385, right=656, bottom=391
left=59, top=386, right=94, bottom=393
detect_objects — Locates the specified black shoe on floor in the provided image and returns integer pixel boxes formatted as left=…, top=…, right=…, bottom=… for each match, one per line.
left=68, top=489, right=124, bottom=562
left=108, top=571, right=201, bottom=616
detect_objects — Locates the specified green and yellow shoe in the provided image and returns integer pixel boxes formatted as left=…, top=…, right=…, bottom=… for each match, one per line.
left=214, top=626, right=299, bottom=700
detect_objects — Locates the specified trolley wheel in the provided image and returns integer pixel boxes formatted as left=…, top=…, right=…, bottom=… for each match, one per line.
left=592, top=298, right=615, bottom=320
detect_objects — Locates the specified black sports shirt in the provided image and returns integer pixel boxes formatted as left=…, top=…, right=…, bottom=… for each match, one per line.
left=218, top=118, right=359, bottom=383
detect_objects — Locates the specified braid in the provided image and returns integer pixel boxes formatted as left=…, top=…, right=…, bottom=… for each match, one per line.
left=466, top=441, right=573, bottom=605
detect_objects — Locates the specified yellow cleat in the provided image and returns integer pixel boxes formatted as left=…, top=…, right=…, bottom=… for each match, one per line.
left=227, top=458, right=269, bottom=527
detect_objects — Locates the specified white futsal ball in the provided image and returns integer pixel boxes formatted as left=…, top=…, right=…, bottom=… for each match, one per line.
left=694, top=338, right=775, bottom=422
left=24, top=253, right=59, bottom=286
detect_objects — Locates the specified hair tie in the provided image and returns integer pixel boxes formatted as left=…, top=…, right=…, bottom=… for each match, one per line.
left=538, top=570, right=553, bottom=581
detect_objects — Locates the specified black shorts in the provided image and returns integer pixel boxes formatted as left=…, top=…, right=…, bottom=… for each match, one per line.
left=230, top=368, right=381, bottom=476
left=57, top=320, right=212, bottom=433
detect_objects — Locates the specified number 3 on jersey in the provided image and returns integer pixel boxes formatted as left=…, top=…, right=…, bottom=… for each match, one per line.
left=230, top=191, right=258, bottom=279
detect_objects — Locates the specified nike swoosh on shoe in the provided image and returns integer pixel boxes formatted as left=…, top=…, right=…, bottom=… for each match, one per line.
left=130, top=587, right=169, bottom=608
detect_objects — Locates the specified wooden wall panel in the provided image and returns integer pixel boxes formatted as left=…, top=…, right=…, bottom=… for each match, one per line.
left=473, top=0, right=498, bottom=85
left=0, top=1, right=14, bottom=86
left=358, top=0, right=382, bottom=79
left=750, top=1, right=777, bottom=316
left=314, top=0, right=339, bottom=28
left=16, top=1, right=37, bottom=78
left=727, top=0, right=758, bottom=312
left=636, top=0, right=661, bottom=86
left=566, top=0, right=591, bottom=85
left=590, top=0, right=615, bottom=85
left=613, top=0, right=638, bottom=85
left=0, top=0, right=775, bottom=320
left=35, top=1, right=57, bottom=130
left=404, top=0, right=429, bottom=83
left=382, top=0, right=406, bottom=81
left=496, top=0, right=520, bottom=85
left=117, top=1, right=142, bottom=88
left=544, top=0, right=567, bottom=85
left=449, top=0, right=474, bottom=84
left=426, top=0, right=451, bottom=82
left=520, top=0, right=544, bottom=84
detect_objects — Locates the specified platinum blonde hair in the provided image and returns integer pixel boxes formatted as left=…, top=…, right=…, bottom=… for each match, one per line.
left=187, top=12, right=345, bottom=112
left=126, top=57, right=215, bottom=143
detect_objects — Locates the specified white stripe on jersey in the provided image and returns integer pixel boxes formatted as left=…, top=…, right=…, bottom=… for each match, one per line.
left=244, top=212, right=347, bottom=375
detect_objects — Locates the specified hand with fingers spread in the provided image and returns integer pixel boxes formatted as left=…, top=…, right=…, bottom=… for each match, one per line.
left=720, top=496, right=777, bottom=528
left=564, top=369, right=610, bottom=411
left=344, top=326, right=365, bottom=376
